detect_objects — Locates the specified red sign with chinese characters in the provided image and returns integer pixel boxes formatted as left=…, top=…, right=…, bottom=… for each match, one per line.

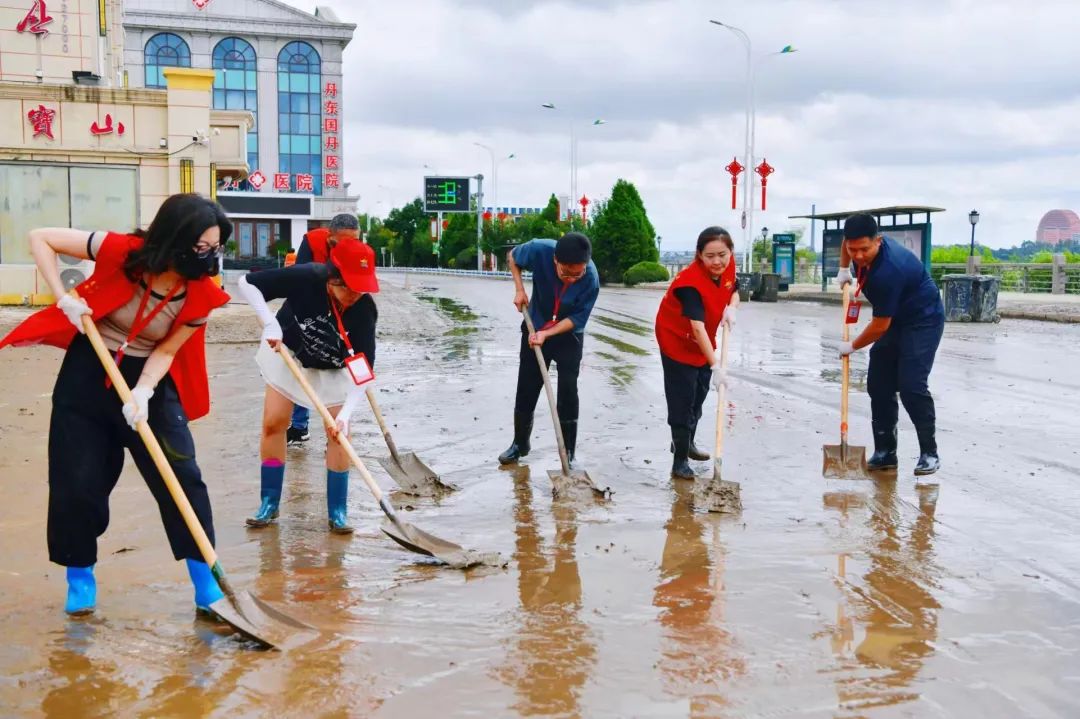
left=90, top=114, right=124, bottom=136
left=273, top=173, right=290, bottom=191
left=296, top=174, right=314, bottom=192
left=17, top=0, right=53, bottom=35
left=27, top=104, right=56, bottom=140
left=322, top=81, right=340, bottom=193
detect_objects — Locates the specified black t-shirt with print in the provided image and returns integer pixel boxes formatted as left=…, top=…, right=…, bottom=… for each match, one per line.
left=246, top=263, right=377, bottom=370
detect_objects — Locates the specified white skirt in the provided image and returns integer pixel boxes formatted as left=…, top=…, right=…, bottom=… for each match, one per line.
left=255, top=341, right=354, bottom=409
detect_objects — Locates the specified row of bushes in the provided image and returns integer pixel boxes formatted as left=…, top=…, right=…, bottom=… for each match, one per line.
left=623, top=261, right=669, bottom=286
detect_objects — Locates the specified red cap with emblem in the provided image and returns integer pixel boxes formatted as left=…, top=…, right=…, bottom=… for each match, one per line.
left=330, top=238, right=379, bottom=293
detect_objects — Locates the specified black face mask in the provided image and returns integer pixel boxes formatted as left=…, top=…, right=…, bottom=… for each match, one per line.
left=176, top=249, right=220, bottom=279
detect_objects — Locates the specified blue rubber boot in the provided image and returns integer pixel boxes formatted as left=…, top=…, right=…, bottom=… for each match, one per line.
left=327, top=469, right=354, bottom=534
left=247, top=460, right=284, bottom=528
left=186, top=559, right=225, bottom=616
left=65, top=565, right=96, bottom=616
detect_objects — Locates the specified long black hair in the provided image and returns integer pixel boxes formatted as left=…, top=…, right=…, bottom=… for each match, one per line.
left=123, top=193, right=232, bottom=281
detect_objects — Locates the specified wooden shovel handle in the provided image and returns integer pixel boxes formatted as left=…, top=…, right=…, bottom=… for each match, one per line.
left=840, top=284, right=851, bottom=444
left=273, top=346, right=390, bottom=507
left=521, top=308, right=572, bottom=475
left=365, top=386, right=402, bottom=464
left=75, top=292, right=220, bottom=570
left=714, top=323, right=731, bottom=460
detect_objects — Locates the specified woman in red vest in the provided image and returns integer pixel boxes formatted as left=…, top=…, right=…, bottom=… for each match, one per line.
left=654, top=226, right=740, bottom=479
left=0, top=194, right=232, bottom=618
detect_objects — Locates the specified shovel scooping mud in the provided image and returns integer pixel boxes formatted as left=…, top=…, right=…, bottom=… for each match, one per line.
left=365, top=387, right=456, bottom=496
left=275, top=347, right=496, bottom=569
left=822, top=285, right=869, bottom=479
left=521, top=308, right=611, bottom=500
left=693, top=324, right=742, bottom=514
left=79, top=300, right=312, bottom=650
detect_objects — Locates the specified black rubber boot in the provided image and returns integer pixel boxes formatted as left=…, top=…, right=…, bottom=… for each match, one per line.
left=498, top=412, right=533, bottom=465
left=560, top=420, right=578, bottom=467
left=688, top=422, right=711, bottom=461
left=670, top=427, right=695, bottom=480
left=914, top=424, right=940, bottom=476
left=867, top=423, right=899, bottom=471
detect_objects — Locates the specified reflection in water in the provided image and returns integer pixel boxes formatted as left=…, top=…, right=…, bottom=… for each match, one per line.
left=824, top=481, right=941, bottom=714
left=42, top=622, right=136, bottom=718
left=497, top=466, right=597, bottom=717
left=653, top=481, right=744, bottom=716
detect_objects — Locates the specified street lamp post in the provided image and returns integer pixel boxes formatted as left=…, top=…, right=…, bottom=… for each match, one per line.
left=968, top=209, right=980, bottom=273
left=709, top=21, right=796, bottom=273
left=541, top=103, right=605, bottom=221
left=473, top=142, right=515, bottom=218
left=761, top=226, right=768, bottom=271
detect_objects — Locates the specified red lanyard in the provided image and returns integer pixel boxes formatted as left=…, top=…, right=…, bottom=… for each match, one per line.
left=853, top=265, right=869, bottom=298
left=106, top=279, right=180, bottom=386
left=542, top=281, right=571, bottom=330
left=327, top=289, right=354, bottom=356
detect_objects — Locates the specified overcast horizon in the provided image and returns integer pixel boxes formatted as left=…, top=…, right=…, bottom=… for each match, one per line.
left=281, top=0, right=1080, bottom=251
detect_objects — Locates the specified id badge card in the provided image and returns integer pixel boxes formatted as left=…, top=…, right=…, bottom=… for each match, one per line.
left=344, top=353, right=375, bottom=386
left=846, top=300, right=862, bottom=324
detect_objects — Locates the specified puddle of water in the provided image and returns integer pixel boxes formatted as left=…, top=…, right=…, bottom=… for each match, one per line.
left=589, top=333, right=650, bottom=357
left=416, top=294, right=480, bottom=324
left=820, top=367, right=867, bottom=390
left=593, top=315, right=653, bottom=337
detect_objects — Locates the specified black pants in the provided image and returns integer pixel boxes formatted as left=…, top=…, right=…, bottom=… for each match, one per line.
left=867, top=312, right=945, bottom=430
left=47, top=334, right=215, bottom=567
left=661, top=353, right=711, bottom=430
left=513, top=327, right=583, bottom=422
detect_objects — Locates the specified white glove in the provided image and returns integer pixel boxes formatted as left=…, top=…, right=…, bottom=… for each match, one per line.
left=710, top=363, right=728, bottom=390
left=261, top=319, right=283, bottom=345
left=57, top=295, right=91, bottom=333
left=721, top=305, right=737, bottom=330
left=839, top=341, right=855, bottom=357
left=334, top=385, right=364, bottom=436
left=122, top=385, right=154, bottom=429
left=836, top=267, right=853, bottom=289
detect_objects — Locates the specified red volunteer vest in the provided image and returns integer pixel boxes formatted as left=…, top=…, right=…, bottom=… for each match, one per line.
left=655, top=259, right=736, bottom=366
left=305, top=228, right=331, bottom=263
left=0, top=232, right=230, bottom=421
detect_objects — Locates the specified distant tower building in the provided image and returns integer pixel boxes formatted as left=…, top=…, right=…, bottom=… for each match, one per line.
left=1036, top=209, right=1080, bottom=246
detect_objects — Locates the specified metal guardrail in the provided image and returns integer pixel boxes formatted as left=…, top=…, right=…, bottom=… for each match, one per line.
left=931, top=262, right=1080, bottom=294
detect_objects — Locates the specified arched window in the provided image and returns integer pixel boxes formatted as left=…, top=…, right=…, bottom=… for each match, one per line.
left=213, top=38, right=259, bottom=172
left=144, top=33, right=191, bottom=89
left=277, top=41, right=322, bottom=195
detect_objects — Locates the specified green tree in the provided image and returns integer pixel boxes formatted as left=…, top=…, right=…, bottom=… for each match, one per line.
left=540, top=194, right=560, bottom=224
left=438, top=212, right=477, bottom=267
left=589, top=179, right=658, bottom=283
left=383, top=198, right=428, bottom=266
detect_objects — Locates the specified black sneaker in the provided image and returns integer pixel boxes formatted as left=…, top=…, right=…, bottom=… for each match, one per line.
left=286, top=427, right=310, bottom=445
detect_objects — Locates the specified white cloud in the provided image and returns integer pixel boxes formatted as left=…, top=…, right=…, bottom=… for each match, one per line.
left=284, top=0, right=1080, bottom=249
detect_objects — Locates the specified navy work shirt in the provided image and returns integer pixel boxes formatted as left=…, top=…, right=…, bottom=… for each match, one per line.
left=859, top=236, right=943, bottom=325
left=512, top=239, right=600, bottom=334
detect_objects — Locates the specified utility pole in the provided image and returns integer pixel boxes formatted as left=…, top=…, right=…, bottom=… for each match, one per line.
left=475, top=173, right=484, bottom=271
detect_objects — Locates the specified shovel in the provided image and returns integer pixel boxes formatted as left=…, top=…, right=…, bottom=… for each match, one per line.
left=694, top=324, right=742, bottom=513
left=520, top=307, right=610, bottom=500
left=822, top=284, right=869, bottom=479
left=274, top=347, right=489, bottom=568
left=78, top=298, right=310, bottom=650
left=366, top=387, right=456, bottom=496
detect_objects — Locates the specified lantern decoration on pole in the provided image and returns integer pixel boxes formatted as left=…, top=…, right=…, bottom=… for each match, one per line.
left=482, top=210, right=493, bottom=223
left=724, top=157, right=744, bottom=210
left=755, top=159, right=774, bottom=210
left=579, top=195, right=590, bottom=222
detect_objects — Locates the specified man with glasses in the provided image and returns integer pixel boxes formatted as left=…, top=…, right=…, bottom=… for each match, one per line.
left=286, top=213, right=361, bottom=445
left=498, top=233, right=600, bottom=466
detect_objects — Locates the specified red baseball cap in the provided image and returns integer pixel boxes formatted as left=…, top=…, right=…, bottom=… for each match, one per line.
left=330, top=238, right=379, bottom=293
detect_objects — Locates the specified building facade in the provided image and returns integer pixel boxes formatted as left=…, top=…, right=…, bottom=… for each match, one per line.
left=0, top=0, right=250, bottom=300
left=123, top=0, right=358, bottom=261
left=1036, top=209, right=1080, bottom=246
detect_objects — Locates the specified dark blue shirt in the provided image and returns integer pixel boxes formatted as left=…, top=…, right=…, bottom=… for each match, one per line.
left=512, top=239, right=600, bottom=334
left=860, top=236, right=943, bottom=325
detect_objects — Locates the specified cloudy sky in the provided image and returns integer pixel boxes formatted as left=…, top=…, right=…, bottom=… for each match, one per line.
left=282, top=0, right=1080, bottom=251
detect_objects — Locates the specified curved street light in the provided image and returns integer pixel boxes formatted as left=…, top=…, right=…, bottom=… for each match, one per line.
left=709, top=20, right=797, bottom=272
left=541, top=103, right=606, bottom=219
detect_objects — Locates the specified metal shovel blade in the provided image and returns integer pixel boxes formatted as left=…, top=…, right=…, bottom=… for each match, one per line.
left=692, top=459, right=742, bottom=514
left=208, top=590, right=317, bottom=651
left=377, top=452, right=457, bottom=496
left=822, top=442, right=869, bottom=480
left=548, top=468, right=612, bottom=501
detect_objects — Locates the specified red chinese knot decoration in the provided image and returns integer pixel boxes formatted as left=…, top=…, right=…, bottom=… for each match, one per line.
left=755, top=159, right=774, bottom=211
left=724, top=157, right=744, bottom=210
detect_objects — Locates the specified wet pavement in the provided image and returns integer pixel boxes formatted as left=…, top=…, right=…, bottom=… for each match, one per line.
left=1, top=275, right=1079, bottom=717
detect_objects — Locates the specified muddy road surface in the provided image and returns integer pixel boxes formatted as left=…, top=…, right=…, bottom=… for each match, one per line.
left=1, top=275, right=1078, bottom=718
